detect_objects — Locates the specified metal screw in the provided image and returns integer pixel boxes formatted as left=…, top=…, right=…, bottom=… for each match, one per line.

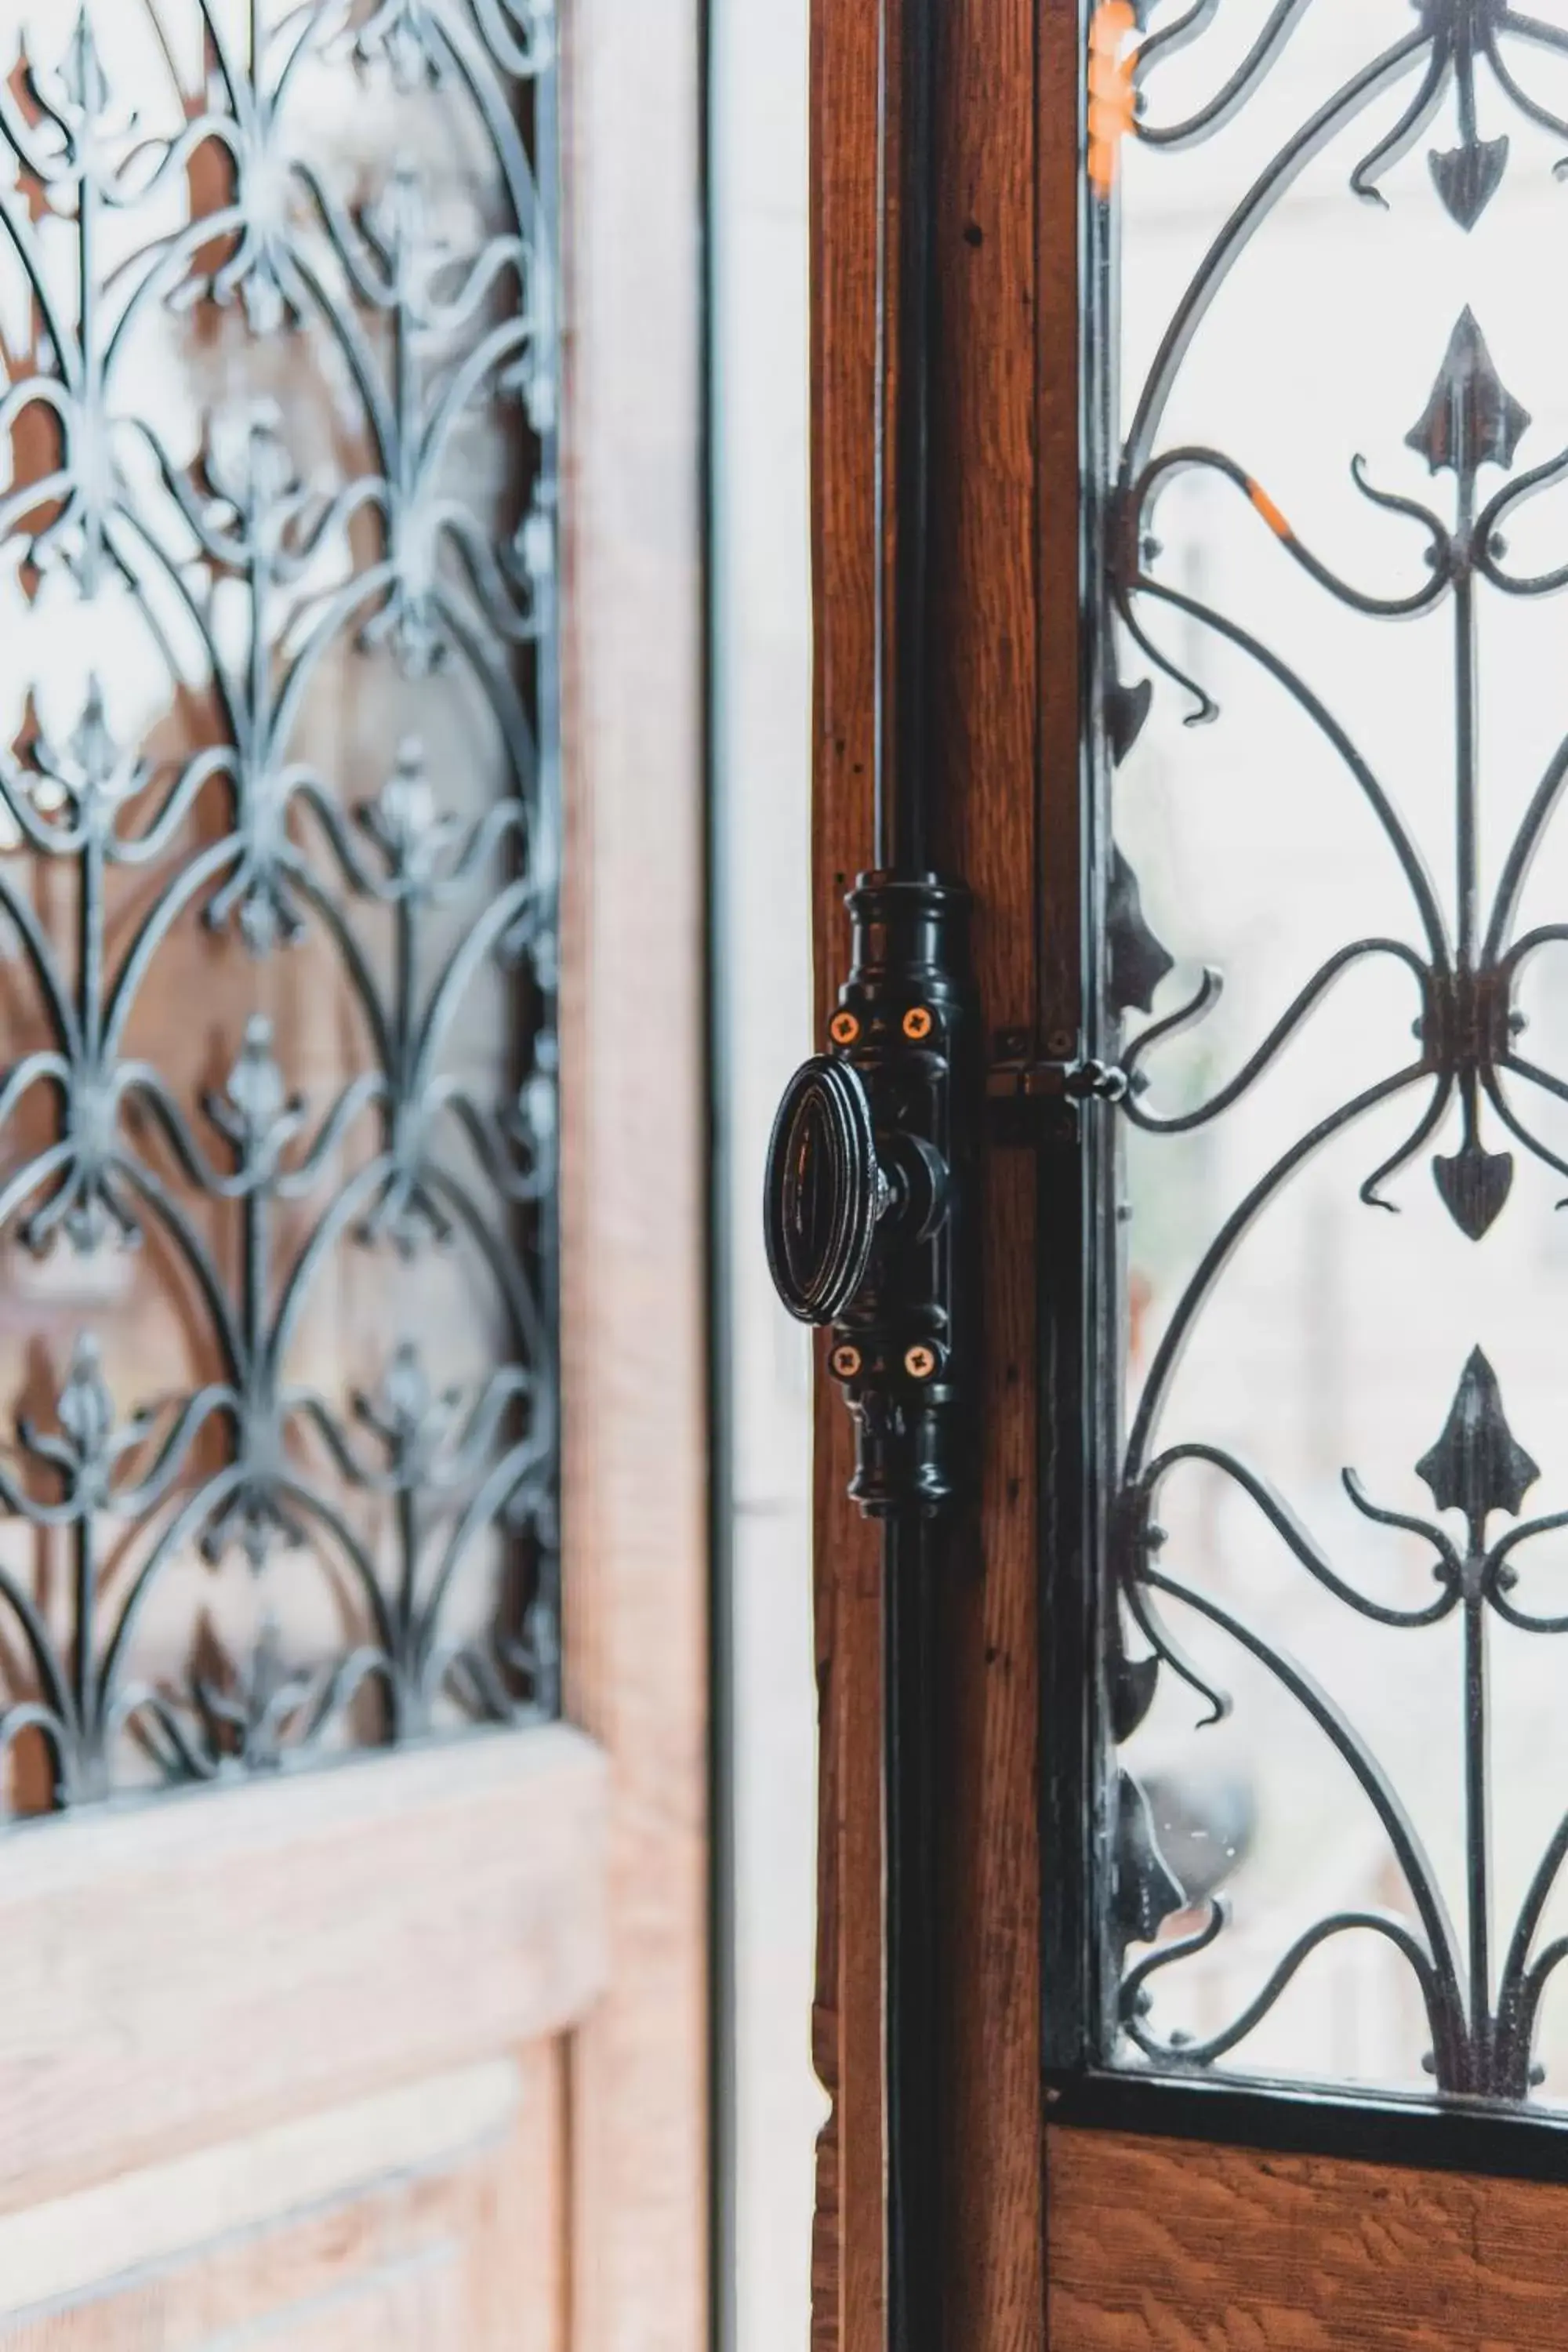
left=1047, top=1027, right=1076, bottom=1059
left=902, top=1005, right=934, bottom=1042
left=904, top=1344, right=938, bottom=1381
left=829, top=1010, right=860, bottom=1047
left=830, top=1342, right=863, bottom=1380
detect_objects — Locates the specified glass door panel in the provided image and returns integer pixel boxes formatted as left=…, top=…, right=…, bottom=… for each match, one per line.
left=1095, top=0, right=1568, bottom=2111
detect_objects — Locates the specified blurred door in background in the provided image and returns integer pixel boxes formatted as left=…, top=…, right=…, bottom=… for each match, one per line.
left=0, top=4, right=706, bottom=2346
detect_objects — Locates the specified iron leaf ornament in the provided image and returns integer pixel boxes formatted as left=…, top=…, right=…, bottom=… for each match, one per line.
left=1112, top=1769, right=1188, bottom=1973
left=1434, top=1134, right=1515, bottom=1239
left=1107, top=845, right=1178, bottom=1018
left=1416, top=1345, right=1541, bottom=1534
left=1406, top=307, right=1532, bottom=480
left=1418, top=0, right=1512, bottom=230
left=1430, top=129, right=1512, bottom=230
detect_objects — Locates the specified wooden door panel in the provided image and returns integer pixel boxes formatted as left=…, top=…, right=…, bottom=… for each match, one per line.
left=1048, top=2128, right=1568, bottom=2352
left=0, top=1737, right=592, bottom=2343
left=0, top=2059, right=520, bottom=2319
left=0, top=2051, right=564, bottom=2343
left=0, top=0, right=709, bottom=2336
left=1, top=2044, right=565, bottom=2350
left=0, top=1727, right=604, bottom=2210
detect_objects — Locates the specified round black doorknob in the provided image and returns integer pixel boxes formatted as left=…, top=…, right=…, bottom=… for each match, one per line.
left=764, top=1054, right=890, bottom=1325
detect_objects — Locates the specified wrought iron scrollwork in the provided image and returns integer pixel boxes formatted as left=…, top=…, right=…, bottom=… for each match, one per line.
left=1132, top=0, right=1568, bottom=226
left=1097, top=0, right=1568, bottom=2104
left=0, top=2, right=558, bottom=1813
left=1122, top=1347, right=1568, bottom=2096
left=1117, top=303, right=1568, bottom=1236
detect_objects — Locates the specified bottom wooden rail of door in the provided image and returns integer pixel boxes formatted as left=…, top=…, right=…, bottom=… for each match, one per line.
left=1048, top=2124, right=1568, bottom=2352
left=0, top=1727, right=605, bottom=2350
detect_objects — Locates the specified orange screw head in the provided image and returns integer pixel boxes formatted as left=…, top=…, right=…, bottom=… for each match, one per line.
left=831, top=1343, right=863, bottom=1381
left=902, top=1006, right=934, bottom=1042
left=829, top=1011, right=860, bottom=1047
left=904, top=1345, right=938, bottom=1381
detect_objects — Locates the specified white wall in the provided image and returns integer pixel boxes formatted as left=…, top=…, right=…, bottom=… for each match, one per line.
left=710, top=0, right=820, bottom=2343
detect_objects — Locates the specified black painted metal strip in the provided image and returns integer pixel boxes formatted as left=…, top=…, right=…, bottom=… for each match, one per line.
left=880, top=0, right=947, bottom=2337
left=1045, top=2067, right=1568, bottom=2186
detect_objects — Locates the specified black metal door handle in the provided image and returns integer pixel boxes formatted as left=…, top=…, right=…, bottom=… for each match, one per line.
left=764, top=1054, right=891, bottom=1325
left=760, top=874, right=975, bottom=1520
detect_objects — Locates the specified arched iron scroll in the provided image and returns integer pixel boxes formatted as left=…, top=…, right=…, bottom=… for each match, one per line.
left=1073, top=0, right=1568, bottom=2115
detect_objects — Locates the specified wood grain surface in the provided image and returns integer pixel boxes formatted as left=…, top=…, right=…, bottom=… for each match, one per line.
left=1, top=2043, right=567, bottom=2352
left=0, top=1726, right=605, bottom=2214
left=810, top=0, right=1054, bottom=2340
left=931, top=0, right=1050, bottom=2336
left=810, top=0, right=1056, bottom=2341
left=559, top=0, right=710, bottom=2345
left=1048, top=2126, right=1568, bottom=2351
left=809, top=2, right=884, bottom=2347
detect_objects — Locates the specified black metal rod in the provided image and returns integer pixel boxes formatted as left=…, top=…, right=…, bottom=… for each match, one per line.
left=875, top=0, right=946, bottom=2339
left=875, top=0, right=940, bottom=878
left=884, top=1512, right=945, bottom=2352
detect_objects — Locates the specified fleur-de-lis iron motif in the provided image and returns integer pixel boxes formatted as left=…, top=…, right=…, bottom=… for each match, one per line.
left=336, top=1337, right=551, bottom=1730
left=1113, top=298, right=1568, bottom=1243
left=1131, top=0, right=1568, bottom=230
left=0, top=1335, right=233, bottom=1804
left=0, top=3, right=560, bottom=1810
left=349, top=0, right=557, bottom=89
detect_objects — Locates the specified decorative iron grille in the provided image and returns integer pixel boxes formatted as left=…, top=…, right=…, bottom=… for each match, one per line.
left=1091, top=0, right=1568, bottom=2106
left=0, top=0, right=558, bottom=1812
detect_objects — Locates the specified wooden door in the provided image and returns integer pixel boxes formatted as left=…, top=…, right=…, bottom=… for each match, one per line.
left=808, top=2, right=1568, bottom=2346
left=0, top=4, right=706, bottom=2347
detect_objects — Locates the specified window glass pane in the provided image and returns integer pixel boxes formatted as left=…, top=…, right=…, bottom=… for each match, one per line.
left=1099, top=0, right=1568, bottom=2105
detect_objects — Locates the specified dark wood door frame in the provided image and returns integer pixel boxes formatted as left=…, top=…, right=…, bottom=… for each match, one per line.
left=808, top=0, right=1069, bottom=2342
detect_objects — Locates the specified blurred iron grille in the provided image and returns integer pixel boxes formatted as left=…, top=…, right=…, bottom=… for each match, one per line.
left=0, top=0, right=559, bottom=1809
